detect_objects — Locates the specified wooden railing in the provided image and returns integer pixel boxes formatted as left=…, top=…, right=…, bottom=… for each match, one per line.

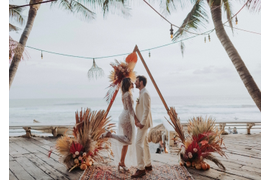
left=9, top=120, right=261, bottom=138
left=9, top=124, right=74, bottom=137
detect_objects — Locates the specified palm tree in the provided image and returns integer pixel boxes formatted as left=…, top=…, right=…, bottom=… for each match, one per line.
left=9, top=0, right=130, bottom=89
left=168, top=0, right=261, bottom=111
left=9, top=4, right=28, bottom=63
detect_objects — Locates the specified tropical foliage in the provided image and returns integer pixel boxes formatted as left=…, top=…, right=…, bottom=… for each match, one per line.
left=9, top=0, right=131, bottom=89
left=164, top=0, right=261, bottom=111
left=246, top=0, right=261, bottom=12
left=9, top=4, right=28, bottom=63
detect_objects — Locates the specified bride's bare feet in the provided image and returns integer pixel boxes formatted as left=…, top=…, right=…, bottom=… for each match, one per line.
left=118, top=162, right=129, bottom=171
left=119, top=162, right=126, bottom=167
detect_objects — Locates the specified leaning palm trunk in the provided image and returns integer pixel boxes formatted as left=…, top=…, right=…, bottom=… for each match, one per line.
left=9, top=0, right=42, bottom=89
left=210, top=4, right=261, bottom=111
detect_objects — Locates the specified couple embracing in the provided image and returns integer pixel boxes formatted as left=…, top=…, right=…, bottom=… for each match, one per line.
left=104, top=75, right=153, bottom=178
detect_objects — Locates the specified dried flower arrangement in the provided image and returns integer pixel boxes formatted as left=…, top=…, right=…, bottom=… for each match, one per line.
left=166, top=108, right=227, bottom=171
left=51, top=108, right=115, bottom=172
left=105, top=52, right=137, bottom=103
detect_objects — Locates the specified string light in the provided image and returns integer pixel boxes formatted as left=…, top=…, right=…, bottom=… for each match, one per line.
left=204, top=36, right=206, bottom=43
left=235, top=16, right=238, bottom=25
left=208, top=34, right=211, bottom=42
left=170, top=24, right=173, bottom=39
left=41, top=51, right=43, bottom=59
left=149, top=51, right=151, bottom=57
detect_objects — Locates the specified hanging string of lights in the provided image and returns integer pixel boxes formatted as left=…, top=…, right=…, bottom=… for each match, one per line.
left=143, top=0, right=252, bottom=39
left=25, top=34, right=199, bottom=60
left=24, top=0, right=259, bottom=61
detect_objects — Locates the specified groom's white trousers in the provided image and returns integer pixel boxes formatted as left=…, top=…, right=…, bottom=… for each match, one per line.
left=136, top=125, right=151, bottom=170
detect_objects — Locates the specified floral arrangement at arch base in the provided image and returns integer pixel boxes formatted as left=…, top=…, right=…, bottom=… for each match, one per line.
left=50, top=108, right=115, bottom=172
left=166, top=108, right=227, bottom=171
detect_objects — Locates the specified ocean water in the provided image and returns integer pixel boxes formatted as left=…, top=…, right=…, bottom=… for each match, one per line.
left=9, top=95, right=260, bottom=135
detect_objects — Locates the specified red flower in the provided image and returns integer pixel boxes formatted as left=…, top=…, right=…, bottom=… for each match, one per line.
left=185, top=141, right=202, bottom=161
left=70, top=142, right=83, bottom=154
left=200, top=140, right=208, bottom=146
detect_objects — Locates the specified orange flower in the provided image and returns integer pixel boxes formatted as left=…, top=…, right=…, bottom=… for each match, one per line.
left=125, top=52, right=137, bottom=64
left=200, top=140, right=208, bottom=146
left=80, top=164, right=87, bottom=170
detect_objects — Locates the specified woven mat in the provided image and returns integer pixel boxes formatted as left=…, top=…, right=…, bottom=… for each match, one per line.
left=79, top=164, right=194, bottom=180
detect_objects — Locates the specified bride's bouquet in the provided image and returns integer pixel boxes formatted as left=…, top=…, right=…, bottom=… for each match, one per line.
left=51, top=108, right=115, bottom=172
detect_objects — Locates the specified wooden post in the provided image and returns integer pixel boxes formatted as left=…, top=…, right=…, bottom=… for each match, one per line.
left=134, top=45, right=170, bottom=113
left=104, top=84, right=121, bottom=118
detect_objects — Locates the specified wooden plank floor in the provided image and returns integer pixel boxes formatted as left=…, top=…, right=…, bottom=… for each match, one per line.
left=9, top=134, right=261, bottom=180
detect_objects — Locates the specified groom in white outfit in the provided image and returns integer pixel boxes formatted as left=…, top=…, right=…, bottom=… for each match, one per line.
left=132, top=75, right=153, bottom=178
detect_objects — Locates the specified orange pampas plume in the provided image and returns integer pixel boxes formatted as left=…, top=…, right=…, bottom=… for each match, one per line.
left=125, top=52, right=137, bottom=64
left=125, top=52, right=138, bottom=71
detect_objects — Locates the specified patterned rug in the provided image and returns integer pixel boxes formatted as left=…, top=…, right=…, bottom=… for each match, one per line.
left=79, top=164, right=194, bottom=180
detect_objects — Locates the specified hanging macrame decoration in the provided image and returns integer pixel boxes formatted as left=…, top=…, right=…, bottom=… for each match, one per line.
left=87, top=58, right=104, bottom=80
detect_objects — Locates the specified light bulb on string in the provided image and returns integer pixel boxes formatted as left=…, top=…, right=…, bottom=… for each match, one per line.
left=149, top=51, right=151, bottom=57
left=170, top=24, right=173, bottom=39
left=208, top=34, right=211, bottom=42
left=41, top=51, right=43, bottom=59
left=235, top=16, right=238, bottom=25
left=204, top=36, right=206, bottom=43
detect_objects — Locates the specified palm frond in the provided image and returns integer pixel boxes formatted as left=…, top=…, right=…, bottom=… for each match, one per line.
left=222, top=0, right=233, bottom=32
left=205, top=154, right=226, bottom=170
left=102, top=0, right=131, bottom=17
left=9, top=23, right=21, bottom=32
left=51, top=0, right=96, bottom=20
left=246, top=0, right=261, bottom=12
left=9, top=5, right=25, bottom=26
left=173, top=0, right=208, bottom=41
left=71, top=0, right=96, bottom=20
left=9, top=36, right=29, bottom=63
left=158, top=0, right=176, bottom=16
left=165, top=107, right=185, bottom=143
left=55, top=135, right=72, bottom=155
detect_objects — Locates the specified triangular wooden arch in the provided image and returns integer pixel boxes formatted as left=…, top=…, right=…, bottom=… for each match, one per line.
left=104, top=45, right=170, bottom=118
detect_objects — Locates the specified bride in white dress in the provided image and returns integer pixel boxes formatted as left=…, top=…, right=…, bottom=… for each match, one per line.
left=105, top=77, right=139, bottom=171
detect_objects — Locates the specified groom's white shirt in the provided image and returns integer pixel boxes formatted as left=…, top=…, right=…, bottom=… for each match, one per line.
left=136, top=87, right=153, bottom=128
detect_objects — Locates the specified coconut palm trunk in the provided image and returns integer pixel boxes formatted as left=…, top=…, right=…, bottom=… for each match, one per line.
left=210, top=3, right=261, bottom=111
left=9, top=0, right=42, bottom=89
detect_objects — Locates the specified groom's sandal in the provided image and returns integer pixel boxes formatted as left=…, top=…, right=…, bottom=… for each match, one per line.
left=145, top=165, right=152, bottom=171
left=131, top=169, right=146, bottom=178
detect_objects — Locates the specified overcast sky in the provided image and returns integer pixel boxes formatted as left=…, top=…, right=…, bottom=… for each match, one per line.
left=8, top=0, right=261, bottom=100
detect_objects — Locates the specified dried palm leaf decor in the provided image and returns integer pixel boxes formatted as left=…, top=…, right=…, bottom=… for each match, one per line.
left=103, top=52, right=138, bottom=118
left=52, top=108, right=115, bottom=172
left=166, top=110, right=227, bottom=171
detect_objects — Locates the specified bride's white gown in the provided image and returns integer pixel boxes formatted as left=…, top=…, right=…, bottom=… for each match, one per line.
left=110, top=91, right=137, bottom=168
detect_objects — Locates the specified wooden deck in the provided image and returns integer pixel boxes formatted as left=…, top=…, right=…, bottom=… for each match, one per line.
left=9, top=133, right=261, bottom=180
